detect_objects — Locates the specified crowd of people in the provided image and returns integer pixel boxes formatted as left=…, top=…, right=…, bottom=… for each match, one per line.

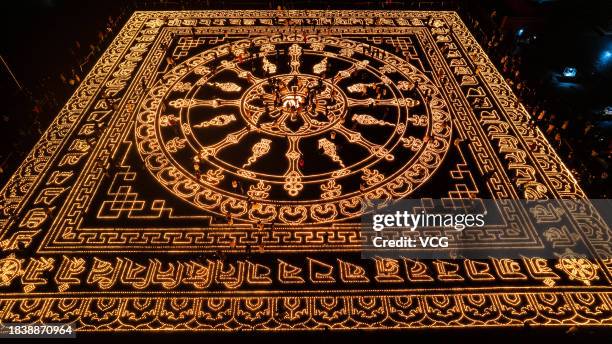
left=0, top=5, right=132, bottom=185
left=458, top=5, right=611, bottom=198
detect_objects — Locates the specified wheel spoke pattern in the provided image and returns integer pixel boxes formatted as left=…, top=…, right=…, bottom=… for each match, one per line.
left=136, top=34, right=453, bottom=224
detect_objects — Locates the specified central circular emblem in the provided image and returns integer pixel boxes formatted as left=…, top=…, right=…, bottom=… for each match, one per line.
left=241, top=74, right=347, bottom=137
left=135, top=36, right=453, bottom=224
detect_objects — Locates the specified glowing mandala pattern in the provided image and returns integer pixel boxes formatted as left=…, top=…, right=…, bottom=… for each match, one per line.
left=137, top=36, right=451, bottom=223
left=0, top=10, right=611, bottom=333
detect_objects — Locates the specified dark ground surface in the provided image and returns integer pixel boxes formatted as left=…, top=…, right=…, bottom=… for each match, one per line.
left=13, top=325, right=612, bottom=343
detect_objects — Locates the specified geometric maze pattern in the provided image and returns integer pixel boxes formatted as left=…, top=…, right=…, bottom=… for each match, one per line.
left=0, top=10, right=611, bottom=331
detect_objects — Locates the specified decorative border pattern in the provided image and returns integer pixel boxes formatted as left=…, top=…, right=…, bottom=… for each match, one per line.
left=0, top=11, right=610, bottom=332
left=1, top=292, right=611, bottom=330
